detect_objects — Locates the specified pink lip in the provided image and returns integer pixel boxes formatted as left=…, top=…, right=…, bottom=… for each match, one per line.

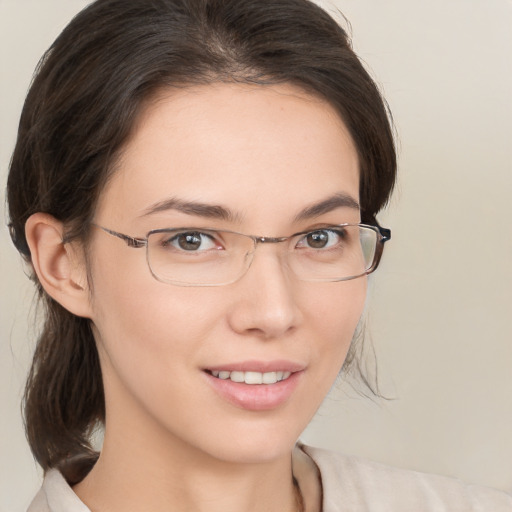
left=203, top=360, right=305, bottom=411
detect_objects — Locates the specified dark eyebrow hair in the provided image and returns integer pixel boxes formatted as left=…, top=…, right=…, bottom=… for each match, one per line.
left=293, top=192, right=360, bottom=222
left=140, top=197, right=241, bottom=222
left=141, top=192, right=359, bottom=224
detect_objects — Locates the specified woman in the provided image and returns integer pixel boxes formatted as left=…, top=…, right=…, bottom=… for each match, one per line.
left=6, top=0, right=511, bottom=510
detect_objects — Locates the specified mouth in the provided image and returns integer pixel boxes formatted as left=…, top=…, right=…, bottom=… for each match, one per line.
left=206, top=370, right=292, bottom=385
left=203, top=363, right=304, bottom=411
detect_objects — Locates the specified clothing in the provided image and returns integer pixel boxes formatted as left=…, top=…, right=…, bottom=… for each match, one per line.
left=27, top=444, right=512, bottom=512
left=301, top=445, right=512, bottom=511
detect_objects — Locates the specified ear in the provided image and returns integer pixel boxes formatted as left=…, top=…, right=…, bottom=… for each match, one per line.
left=25, top=213, right=93, bottom=318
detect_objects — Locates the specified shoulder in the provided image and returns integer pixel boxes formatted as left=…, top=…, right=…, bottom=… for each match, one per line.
left=301, top=444, right=512, bottom=512
left=26, top=469, right=90, bottom=512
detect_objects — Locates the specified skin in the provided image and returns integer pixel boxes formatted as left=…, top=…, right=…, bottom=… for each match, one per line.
left=26, top=83, right=366, bottom=512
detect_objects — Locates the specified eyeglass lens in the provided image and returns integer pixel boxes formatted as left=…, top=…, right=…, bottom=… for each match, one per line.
left=146, top=225, right=380, bottom=286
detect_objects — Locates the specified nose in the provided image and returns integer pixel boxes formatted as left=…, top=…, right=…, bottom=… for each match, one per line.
left=226, top=246, right=303, bottom=340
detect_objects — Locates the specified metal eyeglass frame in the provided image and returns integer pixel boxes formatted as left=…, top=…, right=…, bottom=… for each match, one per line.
left=90, top=223, right=391, bottom=285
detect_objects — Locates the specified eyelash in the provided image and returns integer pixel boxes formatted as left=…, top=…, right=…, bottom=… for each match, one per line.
left=157, top=227, right=347, bottom=252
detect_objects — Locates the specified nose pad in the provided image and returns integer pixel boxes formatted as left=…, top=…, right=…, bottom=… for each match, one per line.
left=227, top=245, right=303, bottom=339
left=242, top=240, right=291, bottom=280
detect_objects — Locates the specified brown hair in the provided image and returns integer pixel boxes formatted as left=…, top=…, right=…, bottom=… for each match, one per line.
left=7, top=0, right=396, bottom=483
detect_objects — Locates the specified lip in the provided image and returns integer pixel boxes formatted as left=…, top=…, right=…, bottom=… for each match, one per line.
left=203, top=360, right=305, bottom=411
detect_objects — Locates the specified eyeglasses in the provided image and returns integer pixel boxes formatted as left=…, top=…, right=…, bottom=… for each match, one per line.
left=92, top=223, right=391, bottom=287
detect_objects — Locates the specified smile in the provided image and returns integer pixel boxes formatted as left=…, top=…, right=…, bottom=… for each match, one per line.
left=205, top=367, right=303, bottom=411
left=209, top=370, right=292, bottom=385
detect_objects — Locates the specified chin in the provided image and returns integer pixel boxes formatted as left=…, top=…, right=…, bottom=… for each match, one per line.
left=208, top=437, right=297, bottom=465
left=186, top=413, right=307, bottom=465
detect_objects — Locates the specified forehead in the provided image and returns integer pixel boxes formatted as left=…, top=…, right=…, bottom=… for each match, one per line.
left=96, top=83, right=360, bottom=229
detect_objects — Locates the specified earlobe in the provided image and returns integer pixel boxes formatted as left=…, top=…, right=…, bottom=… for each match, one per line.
left=25, top=213, right=93, bottom=318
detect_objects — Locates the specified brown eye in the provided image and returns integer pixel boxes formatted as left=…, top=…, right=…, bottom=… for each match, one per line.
left=306, top=231, right=329, bottom=248
left=297, top=228, right=345, bottom=250
left=178, top=233, right=202, bottom=250
left=163, top=231, right=217, bottom=252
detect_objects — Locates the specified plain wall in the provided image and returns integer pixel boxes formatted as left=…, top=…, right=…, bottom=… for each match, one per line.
left=1, top=1, right=511, bottom=511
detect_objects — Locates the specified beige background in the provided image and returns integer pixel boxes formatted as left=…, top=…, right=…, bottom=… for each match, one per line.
left=1, top=1, right=511, bottom=511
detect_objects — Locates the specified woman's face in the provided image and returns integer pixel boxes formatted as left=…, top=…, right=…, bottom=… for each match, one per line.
left=88, top=83, right=366, bottom=464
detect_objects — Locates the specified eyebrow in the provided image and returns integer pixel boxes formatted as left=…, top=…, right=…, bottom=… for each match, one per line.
left=293, top=192, right=360, bottom=222
left=141, top=197, right=240, bottom=222
left=140, top=192, right=359, bottom=223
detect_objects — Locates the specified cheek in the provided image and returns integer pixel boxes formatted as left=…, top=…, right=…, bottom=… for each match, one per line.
left=90, top=275, right=228, bottom=438
left=89, top=248, right=222, bottom=383
left=93, top=278, right=217, bottom=354
left=306, top=279, right=367, bottom=377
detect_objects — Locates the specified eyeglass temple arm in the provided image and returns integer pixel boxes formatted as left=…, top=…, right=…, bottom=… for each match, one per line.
left=95, top=225, right=147, bottom=248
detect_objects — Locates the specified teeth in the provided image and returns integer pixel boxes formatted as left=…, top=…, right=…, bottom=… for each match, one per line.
left=230, top=371, right=245, bottom=383
left=209, top=370, right=292, bottom=384
left=245, top=371, right=263, bottom=384
left=262, top=372, right=277, bottom=384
